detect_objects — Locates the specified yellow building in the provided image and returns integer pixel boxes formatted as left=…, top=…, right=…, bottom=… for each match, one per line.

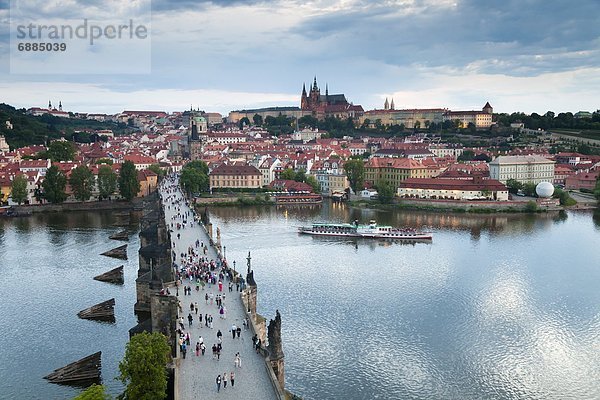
left=0, top=176, right=11, bottom=203
left=364, top=157, right=433, bottom=190
left=360, top=108, right=447, bottom=129
left=443, top=102, right=493, bottom=129
left=137, top=169, right=158, bottom=197
left=209, top=164, right=262, bottom=189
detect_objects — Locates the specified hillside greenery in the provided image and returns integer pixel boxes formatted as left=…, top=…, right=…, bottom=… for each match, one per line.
left=0, top=103, right=133, bottom=149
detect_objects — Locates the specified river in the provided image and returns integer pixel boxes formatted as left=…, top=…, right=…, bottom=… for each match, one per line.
left=209, top=203, right=600, bottom=400
left=0, top=211, right=140, bottom=400
left=0, top=205, right=599, bottom=399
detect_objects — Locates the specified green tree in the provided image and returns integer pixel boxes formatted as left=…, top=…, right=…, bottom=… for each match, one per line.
left=69, top=165, right=95, bottom=201
left=47, top=141, right=76, bottom=161
left=11, top=174, right=28, bottom=205
left=294, top=169, right=306, bottom=183
left=457, top=150, right=475, bottom=162
left=506, top=179, right=522, bottom=194
left=149, top=163, right=165, bottom=177
left=298, top=115, right=318, bottom=129
left=72, top=384, right=111, bottom=400
left=239, top=117, right=250, bottom=129
left=343, top=159, right=365, bottom=194
left=522, top=182, right=537, bottom=197
left=594, top=175, right=600, bottom=202
left=305, top=175, right=321, bottom=193
left=184, top=160, right=209, bottom=175
left=118, top=161, right=140, bottom=201
left=279, top=168, right=296, bottom=181
left=118, top=332, right=170, bottom=400
left=42, top=165, right=68, bottom=203
left=180, top=161, right=209, bottom=195
left=524, top=201, right=538, bottom=212
left=375, top=180, right=396, bottom=204
left=252, top=113, right=263, bottom=126
left=180, top=167, right=206, bottom=195
left=95, top=158, right=113, bottom=165
left=97, top=165, right=117, bottom=200
left=553, top=188, right=577, bottom=206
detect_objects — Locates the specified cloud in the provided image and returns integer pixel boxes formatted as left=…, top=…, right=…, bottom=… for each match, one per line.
left=384, top=67, right=600, bottom=114
left=0, top=81, right=298, bottom=114
left=290, top=0, right=600, bottom=76
left=0, top=0, right=598, bottom=114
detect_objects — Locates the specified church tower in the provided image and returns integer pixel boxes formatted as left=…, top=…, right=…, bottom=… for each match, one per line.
left=483, top=102, right=493, bottom=114
left=384, top=98, right=389, bottom=110
left=390, top=98, right=395, bottom=110
left=301, top=83, right=308, bottom=109
left=59, top=101, right=63, bottom=111
left=309, top=76, right=320, bottom=105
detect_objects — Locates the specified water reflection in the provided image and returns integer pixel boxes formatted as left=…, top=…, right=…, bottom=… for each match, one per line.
left=210, top=201, right=572, bottom=238
left=0, top=211, right=140, bottom=400
left=207, top=203, right=600, bottom=400
left=594, top=209, right=600, bottom=230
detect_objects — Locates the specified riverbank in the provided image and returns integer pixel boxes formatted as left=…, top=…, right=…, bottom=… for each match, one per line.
left=348, top=198, right=568, bottom=214
left=10, top=199, right=140, bottom=214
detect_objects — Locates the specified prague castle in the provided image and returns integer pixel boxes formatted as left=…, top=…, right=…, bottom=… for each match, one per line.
left=300, top=77, right=363, bottom=120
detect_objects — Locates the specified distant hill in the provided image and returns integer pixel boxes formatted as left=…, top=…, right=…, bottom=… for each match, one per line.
left=0, top=103, right=133, bottom=150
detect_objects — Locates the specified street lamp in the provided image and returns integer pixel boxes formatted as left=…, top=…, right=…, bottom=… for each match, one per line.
left=233, top=260, right=236, bottom=278
left=223, top=245, right=226, bottom=261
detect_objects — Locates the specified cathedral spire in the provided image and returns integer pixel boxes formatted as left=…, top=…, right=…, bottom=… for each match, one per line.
left=48, top=100, right=52, bottom=109
left=302, top=83, right=307, bottom=97
left=384, top=97, right=389, bottom=110
left=325, top=83, right=329, bottom=97
left=313, top=76, right=318, bottom=90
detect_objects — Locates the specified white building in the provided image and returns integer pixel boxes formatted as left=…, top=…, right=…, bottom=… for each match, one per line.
left=0, top=135, right=10, bottom=153
left=258, top=157, right=282, bottom=187
left=292, top=128, right=323, bottom=142
left=489, top=155, right=555, bottom=184
left=428, top=143, right=464, bottom=158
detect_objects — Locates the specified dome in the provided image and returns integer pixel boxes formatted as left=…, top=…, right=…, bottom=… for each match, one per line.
left=536, top=182, right=554, bottom=198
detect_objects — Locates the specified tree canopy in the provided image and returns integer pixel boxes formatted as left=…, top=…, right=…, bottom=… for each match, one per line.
left=375, top=180, right=395, bottom=204
left=279, top=168, right=296, bottom=181
left=149, top=163, right=165, bottom=177
left=43, top=141, right=76, bottom=162
left=180, top=160, right=209, bottom=195
left=11, top=174, right=28, bottom=205
left=343, top=159, right=365, bottom=194
left=119, top=332, right=170, bottom=400
left=42, top=165, right=68, bottom=203
left=118, top=160, right=140, bottom=201
left=72, top=384, right=111, bottom=400
left=305, top=175, right=321, bottom=193
left=98, top=165, right=117, bottom=200
left=506, top=179, right=522, bottom=194
left=69, top=165, right=95, bottom=201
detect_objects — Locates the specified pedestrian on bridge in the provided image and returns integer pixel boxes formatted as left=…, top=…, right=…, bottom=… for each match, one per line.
left=216, top=374, right=221, bottom=392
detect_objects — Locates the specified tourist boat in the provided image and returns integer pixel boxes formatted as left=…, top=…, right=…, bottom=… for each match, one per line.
left=298, top=220, right=432, bottom=240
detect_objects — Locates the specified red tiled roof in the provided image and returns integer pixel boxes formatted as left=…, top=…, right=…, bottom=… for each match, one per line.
left=210, top=164, right=261, bottom=176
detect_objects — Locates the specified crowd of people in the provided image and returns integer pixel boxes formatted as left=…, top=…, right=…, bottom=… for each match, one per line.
left=159, top=173, right=260, bottom=394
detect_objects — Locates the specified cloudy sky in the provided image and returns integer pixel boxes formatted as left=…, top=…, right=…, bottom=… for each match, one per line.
left=0, top=0, right=598, bottom=115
